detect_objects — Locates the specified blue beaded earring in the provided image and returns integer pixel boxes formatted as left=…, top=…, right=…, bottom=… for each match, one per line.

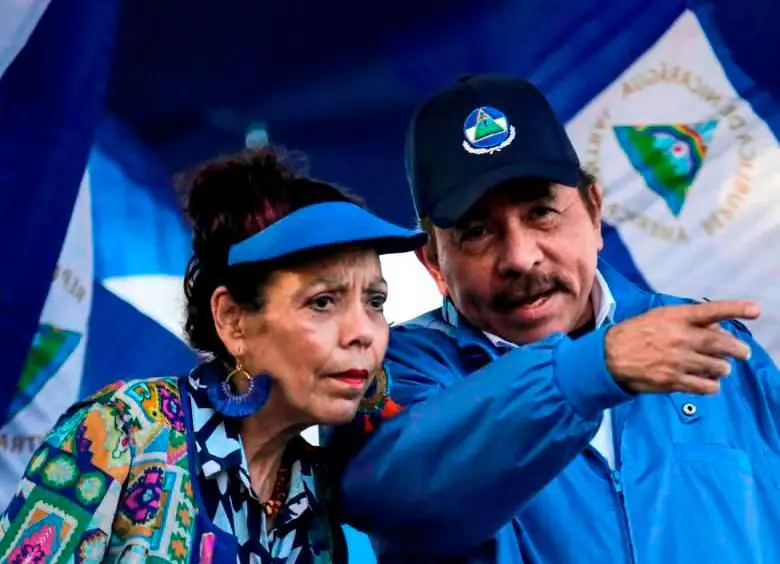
left=206, top=360, right=272, bottom=418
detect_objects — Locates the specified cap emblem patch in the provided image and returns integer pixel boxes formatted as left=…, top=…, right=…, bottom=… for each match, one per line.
left=463, top=106, right=515, bottom=155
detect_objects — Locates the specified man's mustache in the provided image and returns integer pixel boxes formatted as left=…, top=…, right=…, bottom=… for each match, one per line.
left=490, top=274, right=569, bottom=311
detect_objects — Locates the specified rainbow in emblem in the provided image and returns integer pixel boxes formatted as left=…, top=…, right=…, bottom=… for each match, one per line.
left=613, top=120, right=718, bottom=216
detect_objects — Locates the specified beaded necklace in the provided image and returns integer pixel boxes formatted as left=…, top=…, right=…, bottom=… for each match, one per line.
left=261, top=464, right=291, bottom=519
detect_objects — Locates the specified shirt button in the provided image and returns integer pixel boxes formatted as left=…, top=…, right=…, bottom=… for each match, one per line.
left=682, top=402, right=697, bottom=416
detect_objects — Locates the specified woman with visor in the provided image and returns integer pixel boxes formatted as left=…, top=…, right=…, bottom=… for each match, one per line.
left=0, top=148, right=425, bottom=563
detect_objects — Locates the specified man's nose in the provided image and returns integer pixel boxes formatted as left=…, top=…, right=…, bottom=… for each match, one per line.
left=496, top=226, right=543, bottom=276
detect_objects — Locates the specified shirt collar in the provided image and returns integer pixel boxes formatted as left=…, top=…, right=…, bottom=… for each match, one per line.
left=592, top=269, right=617, bottom=327
left=480, top=269, right=617, bottom=349
left=187, top=368, right=246, bottom=480
left=440, top=299, right=501, bottom=359
left=186, top=363, right=321, bottom=516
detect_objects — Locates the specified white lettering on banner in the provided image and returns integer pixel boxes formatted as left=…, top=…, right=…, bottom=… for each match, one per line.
left=52, top=264, right=88, bottom=304
left=0, top=435, right=43, bottom=454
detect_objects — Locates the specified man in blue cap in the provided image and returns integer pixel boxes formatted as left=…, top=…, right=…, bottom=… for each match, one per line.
left=327, top=75, right=780, bottom=562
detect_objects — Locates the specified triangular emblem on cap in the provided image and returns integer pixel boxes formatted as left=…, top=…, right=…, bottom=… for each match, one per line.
left=463, top=106, right=515, bottom=155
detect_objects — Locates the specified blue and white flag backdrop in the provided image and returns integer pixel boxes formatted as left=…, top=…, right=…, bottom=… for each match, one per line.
left=0, top=0, right=51, bottom=79
left=0, top=172, right=93, bottom=490
left=0, top=124, right=196, bottom=503
left=0, top=0, right=124, bottom=500
left=567, top=9, right=780, bottom=357
left=1, top=1, right=779, bottom=562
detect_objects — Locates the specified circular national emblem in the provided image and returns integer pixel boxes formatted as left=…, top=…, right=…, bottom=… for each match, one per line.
left=579, top=60, right=760, bottom=244
left=462, top=106, right=515, bottom=154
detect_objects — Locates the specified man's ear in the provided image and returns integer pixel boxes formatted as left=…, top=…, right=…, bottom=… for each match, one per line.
left=587, top=183, right=604, bottom=251
left=415, top=241, right=448, bottom=298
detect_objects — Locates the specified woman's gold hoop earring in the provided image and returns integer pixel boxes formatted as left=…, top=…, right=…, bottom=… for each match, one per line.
left=205, top=358, right=272, bottom=418
left=225, top=361, right=252, bottom=384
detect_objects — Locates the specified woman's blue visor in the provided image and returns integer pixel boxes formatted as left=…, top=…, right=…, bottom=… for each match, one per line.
left=228, top=201, right=428, bottom=266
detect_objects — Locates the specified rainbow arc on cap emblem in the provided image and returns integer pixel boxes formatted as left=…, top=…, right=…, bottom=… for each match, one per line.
left=463, top=106, right=515, bottom=154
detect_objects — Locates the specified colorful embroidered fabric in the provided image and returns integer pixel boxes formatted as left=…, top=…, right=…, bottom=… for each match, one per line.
left=0, top=372, right=344, bottom=563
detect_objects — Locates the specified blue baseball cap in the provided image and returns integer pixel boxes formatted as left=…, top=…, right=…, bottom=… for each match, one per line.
left=405, top=74, right=581, bottom=228
left=228, top=201, right=427, bottom=266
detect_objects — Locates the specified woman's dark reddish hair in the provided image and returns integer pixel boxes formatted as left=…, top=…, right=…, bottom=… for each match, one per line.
left=179, top=147, right=362, bottom=361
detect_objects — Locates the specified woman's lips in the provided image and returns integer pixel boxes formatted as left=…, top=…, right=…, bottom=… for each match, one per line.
left=327, top=368, right=369, bottom=388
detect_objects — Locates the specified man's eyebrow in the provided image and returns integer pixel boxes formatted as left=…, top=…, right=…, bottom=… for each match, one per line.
left=512, top=184, right=556, bottom=204
left=455, top=189, right=557, bottom=227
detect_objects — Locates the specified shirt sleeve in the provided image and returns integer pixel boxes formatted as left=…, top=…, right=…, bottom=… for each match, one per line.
left=0, top=393, right=134, bottom=562
left=326, top=327, right=631, bottom=558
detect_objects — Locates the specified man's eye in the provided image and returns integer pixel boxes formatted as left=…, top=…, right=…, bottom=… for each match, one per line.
left=459, top=225, right=487, bottom=241
left=530, top=206, right=557, bottom=220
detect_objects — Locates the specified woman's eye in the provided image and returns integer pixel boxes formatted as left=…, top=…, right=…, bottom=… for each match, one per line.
left=309, top=295, right=336, bottom=312
left=369, top=294, right=387, bottom=311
